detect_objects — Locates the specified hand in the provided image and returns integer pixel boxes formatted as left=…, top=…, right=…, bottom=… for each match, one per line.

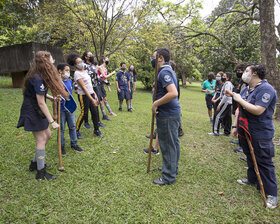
left=91, top=99, right=98, bottom=107
left=117, top=88, right=121, bottom=93
left=225, top=89, right=233, bottom=97
left=232, top=128, right=238, bottom=138
left=217, top=105, right=221, bottom=111
left=133, top=88, right=136, bottom=92
left=206, top=89, right=209, bottom=93
left=51, top=121, right=59, bottom=129
left=129, top=88, right=131, bottom=93
left=232, top=93, right=243, bottom=103
left=211, top=99, right=216, bottom=103
left=152, top=102, right=158, bottom=114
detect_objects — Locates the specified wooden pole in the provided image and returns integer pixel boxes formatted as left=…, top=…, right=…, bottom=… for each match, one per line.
left=245, top=133, right=266, bottom=208
left=147, top=54, right=159, bottom=173
left=57, top=98, right=65, bottom=171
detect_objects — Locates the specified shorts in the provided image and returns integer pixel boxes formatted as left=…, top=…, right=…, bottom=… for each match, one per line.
left=118, top=89, right=131, bottom=100
left=205, top=95, right=213, bottom=109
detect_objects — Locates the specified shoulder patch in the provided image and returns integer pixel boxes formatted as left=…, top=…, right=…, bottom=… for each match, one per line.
left=40, top=84, right=45, bottom=92
left=164, top=75, right=171, bottom=82
left=262, top=93, right=271, bottom=103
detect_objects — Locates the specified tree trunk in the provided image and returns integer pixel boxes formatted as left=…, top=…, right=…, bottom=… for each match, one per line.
left=181, top=73, right=187, bottom=88
left=259, top=0, right=280, bottom=119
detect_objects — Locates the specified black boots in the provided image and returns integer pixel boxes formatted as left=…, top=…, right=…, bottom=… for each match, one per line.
left=36, top=167, right=56, bottom=181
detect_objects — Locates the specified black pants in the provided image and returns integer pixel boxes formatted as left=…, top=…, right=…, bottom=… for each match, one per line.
left=84, top=88, right=101, bottom=124
left=76, top=94, right=100, bottom=131
left=213, top=103, right=232, bottom=135
left=239, top=137, right=277, bottom=196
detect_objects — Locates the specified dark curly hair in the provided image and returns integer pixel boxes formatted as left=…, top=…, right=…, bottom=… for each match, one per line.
left=249, top=63, right=266, bottom=80
left=235, top=62, right=248, bottom=72
left=67, top=52, right=80, bottom=66
left=155, top=47, right=170, bottom=62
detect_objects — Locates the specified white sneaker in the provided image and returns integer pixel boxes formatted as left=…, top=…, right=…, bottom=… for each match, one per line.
left=266, top=195, right=278, bottom=209
left=208, top=132, right=219, bottom=136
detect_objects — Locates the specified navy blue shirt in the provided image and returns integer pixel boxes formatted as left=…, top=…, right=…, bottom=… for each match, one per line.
left=155, top=63, right=181, bottom=117
left=24, top=75, right=47, bottom=101
left=116, top=70, right=130, bottom=90
left=127, top=71, right=136, bottom=88
left=214, top=82, right=222, bottom=100
left=240, top=80, right=277, bottom=139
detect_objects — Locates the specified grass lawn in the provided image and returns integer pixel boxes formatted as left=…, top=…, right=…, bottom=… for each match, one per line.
left=0, top=76, right=279, bottom=223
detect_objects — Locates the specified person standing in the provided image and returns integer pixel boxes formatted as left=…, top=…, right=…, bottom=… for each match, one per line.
left=202, top=72, right=216, bottom=123
left=57, top=63, right=83, bottom=155
left=67, top=53, right=103, bottom=138
left=116, top=62, right=131, bottom=112
left=17, top=51, right=67, bottom=180
left=230, top=63, right=278, bottom=209
left=127, top=65, right=137, bottom=110
left=151, top=48, right=181, bottom=185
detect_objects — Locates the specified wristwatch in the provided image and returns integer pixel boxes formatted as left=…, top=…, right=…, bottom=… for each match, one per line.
left=232, top=126, right=237, bottom=128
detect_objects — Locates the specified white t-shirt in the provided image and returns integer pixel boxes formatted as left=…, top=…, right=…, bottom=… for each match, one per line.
left=74, top=70, right=94, bottom=95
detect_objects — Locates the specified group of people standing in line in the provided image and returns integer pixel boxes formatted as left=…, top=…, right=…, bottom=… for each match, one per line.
left=202, top=63, right=278, bottom=209
left=17, top=50, right=137, bottom=181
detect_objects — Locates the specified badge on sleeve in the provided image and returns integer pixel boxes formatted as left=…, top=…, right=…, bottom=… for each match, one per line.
left=262, top=93, right=270, bottom=103
left=164, top=75, right=171, bottom=82
left=40, top=84, right=45, bottom=92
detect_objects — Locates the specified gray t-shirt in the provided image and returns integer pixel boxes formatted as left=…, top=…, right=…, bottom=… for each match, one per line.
left=74, top=70, right=94, bottom=95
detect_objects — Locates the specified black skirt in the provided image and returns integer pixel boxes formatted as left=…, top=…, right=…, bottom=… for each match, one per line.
left=17, top=97, right=49, bottom=132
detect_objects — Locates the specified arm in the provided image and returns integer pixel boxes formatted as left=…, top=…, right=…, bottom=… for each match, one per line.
left=76, top=79, right=98, bottom=106
left=36, top=94, right=59, bottom=129
left=133, top=81, right=136, bottom=91
left=115, top=78, right=120, bottom=92
left=152, top=84, right=178, bottom=114
left=232, top=107, right=239, bottom=137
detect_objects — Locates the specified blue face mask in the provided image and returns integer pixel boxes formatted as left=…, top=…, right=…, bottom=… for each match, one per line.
left=216, top=77, right=221, bottom=81
left=151, top=58, right=156, bottom=68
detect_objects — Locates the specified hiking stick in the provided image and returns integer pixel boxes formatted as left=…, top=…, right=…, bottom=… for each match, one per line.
left=245, top=132, right=266, bottom=208
left=147, top=54, right=159, bottom=173
left=57, top=98, right=65, bottom=171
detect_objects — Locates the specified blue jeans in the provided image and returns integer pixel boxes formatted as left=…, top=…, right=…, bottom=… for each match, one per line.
left=156, top=114, right=180, bottom=183
left=60, top=110, right=77, bottom=147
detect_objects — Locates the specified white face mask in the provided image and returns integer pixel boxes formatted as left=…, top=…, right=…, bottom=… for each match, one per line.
left=242, top=71, right=252, bottom=84
left=62, top=72, right=70, bottom=79
left=76, top=63, right=84, bottom=70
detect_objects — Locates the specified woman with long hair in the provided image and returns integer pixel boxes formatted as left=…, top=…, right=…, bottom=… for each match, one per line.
left=67, top=52, right=103, bottom=138
left=17, top=51, right=67, bottom=180
left=97, top=55, right=117, bottom=119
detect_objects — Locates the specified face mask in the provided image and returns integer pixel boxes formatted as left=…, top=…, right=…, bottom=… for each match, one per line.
left=221, top=77, right=226, bottom=82
left=216, top=77, right=221, bottom=81
left=151, top=58, right=156, bottom=68
left=242, top=71, right=252, bottom=84
left=121, top=67, right=126, bottom=71
left=236, top=72, right=243, bottom=79
left=208, top=78, right=212, bottom=82
left=76, top=62, right=84, bottom=70
left=105, top=60, right=109, bottom=65
left=62, top=72, right=70, bottom=79
left=89, top=56, right=94, bottom=63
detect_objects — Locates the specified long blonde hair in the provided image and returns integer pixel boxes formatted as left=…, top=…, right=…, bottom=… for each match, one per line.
left=24, top=51, right=67, bottom=97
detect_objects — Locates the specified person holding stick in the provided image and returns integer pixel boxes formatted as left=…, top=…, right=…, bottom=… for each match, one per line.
left=151, top=48, right=181, bottom=185
left=17, top=51, right=68, bottom=180
left=227, top=63, right=278, bottom=209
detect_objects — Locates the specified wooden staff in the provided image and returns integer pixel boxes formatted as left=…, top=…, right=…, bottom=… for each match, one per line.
left=245, top=133, right=267, bottom=208
left=57, top=98, right=65, bottom=171
left=147, top=54, right=159, bottom=173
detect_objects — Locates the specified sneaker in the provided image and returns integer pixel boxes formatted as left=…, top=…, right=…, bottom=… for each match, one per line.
left=178, top=128, right=184, bottom=137
left=109, top=112, right=117, bottom=116
left=84, top=123, right=91, bottom=129
left=77, top=131, right=83, bottom=139
left=71, top=145, right=83, bottom=152
left=29, top=161, right=50, bottom=171
left=61, top=146, right=66, bottom=156
left=208, top=132, right=219, bottom=136
left=119, top=107, right=122, bottom=111
left=237, top=179, right=255, bottom=185
left=99, top=122, right=106, bottom=128
left=102, top=115, right=111, bottom=121
left=266, top=195, right=278, bottom=209
left=220, top=133, right=230, bottom=137
left=210, top=118, right=213, bottom=123
left=239, top=157, right=247, bottom=162
left=143, top=147, right=160, bottom=155
left=128, top=108, right=133, bottom=112
left=230, top=140, right=239, bottom=145
left=234, top=147, right=244, bottom=153
left=94, top=130, right=104, bottom=138
left=36, top=167, right=56, bottom=181
left=146, top=132, right=156, bottom=139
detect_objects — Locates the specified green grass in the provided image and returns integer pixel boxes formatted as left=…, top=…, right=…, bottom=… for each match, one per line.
left=0, top=77, right=279, bottom=223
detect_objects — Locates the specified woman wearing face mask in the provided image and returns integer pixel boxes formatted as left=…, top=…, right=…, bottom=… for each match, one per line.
left=212, top=71, right=224, bottom=114
left=97, top=55, right=117, bottom=119
left=202, top=72, right=216, bottom=123
left=229, top=63, right=278, bottom=209
left=17, top=51, right=67, bottom=180
left=67, top=53, right=103, bottom=138
left=57, top=63, right=83, bottom=155
left=126, top=65, right=137, bottom=110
